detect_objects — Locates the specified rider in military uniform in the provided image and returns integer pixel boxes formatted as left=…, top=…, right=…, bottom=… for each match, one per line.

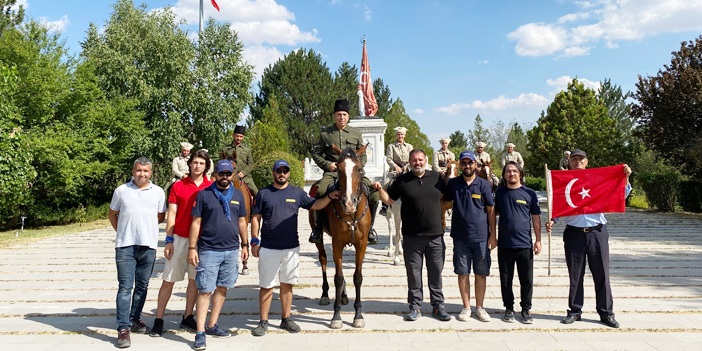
left=380, top=126, right=413, bottom=215
left=474, top=141, right=491, bottom=165
left=433, top=137, right=455, bottom=175
left=309, top=99, right=379, bottom=245
left=166, top=142, right=193, bottom=190
left=221, top=125, right=258, bottom=196
left=501, top=142, right=524, bottom=168
left=559, top=151, right=571, bottom=170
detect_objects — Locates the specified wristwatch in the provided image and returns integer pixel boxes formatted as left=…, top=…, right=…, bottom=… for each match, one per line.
left=164, top=236, right=174, bottom=244
left=241, top=243, right=249, bottom=249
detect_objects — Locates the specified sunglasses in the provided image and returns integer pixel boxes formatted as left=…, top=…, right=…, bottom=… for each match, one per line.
left=217, top=171, right=233, bottom=177
left=460, top=160, right=474, bottom=166
left=275, top=168, right=290, bottom=174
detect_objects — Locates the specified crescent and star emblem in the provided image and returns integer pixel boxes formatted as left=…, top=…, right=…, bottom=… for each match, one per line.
left=565, top=178, right=592, bottom=208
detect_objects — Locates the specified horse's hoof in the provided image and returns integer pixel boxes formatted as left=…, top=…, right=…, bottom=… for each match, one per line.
left=393, top=257, right=401, bottom=266
left=241, top=269, right=249, bottom=275
left=319, top=297, right=330, bottom=305
left=341, top=296, right=349, bottom=305
left=386, top=250, right=393, bottom=257
left=330, top=320, right=343, bottom=329
left=352, top=319, right=365, bottom=328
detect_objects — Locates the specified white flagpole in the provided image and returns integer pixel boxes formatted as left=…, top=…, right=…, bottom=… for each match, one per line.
left=545, top=163, right=552, bottom=276
left=199, top=0, right=204, bottom=34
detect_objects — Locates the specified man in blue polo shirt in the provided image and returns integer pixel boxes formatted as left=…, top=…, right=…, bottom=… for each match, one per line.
left=494, top=161, right=542, bottom=324
left=249, top=160, right=340, bottom=336
left=188, top=159, right=249, bottom=350
left=442, top=150, right=496, bottom=322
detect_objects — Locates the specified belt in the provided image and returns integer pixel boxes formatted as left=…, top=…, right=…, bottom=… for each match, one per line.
left=566, top=224, right=603, bottom=233
left=438, top=161, right=446, bottom=167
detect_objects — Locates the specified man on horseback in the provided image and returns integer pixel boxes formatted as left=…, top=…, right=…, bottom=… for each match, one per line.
left=221, top=125, right=258, bottom=196
left=433, top=137, right=455, bottom=176
left=501, top=142, right=524, bottom=168
left=474, top=141, right=490, bottom=165
left=380, top=126, right=413, bottom=216
left=309, top=99, right=380, bottom=245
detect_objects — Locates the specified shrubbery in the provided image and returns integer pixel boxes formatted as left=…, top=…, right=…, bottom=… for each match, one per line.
left=251, top=151, right=304, bottom=189
left=678, top=180, right=702, bottom=212
left=638, top=170, right=680, bottom=212
left=524, top=177, right=546, bottom=191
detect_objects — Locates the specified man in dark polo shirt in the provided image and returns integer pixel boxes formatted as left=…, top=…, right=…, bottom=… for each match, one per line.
left=494, top=161, right=542, bottom=324
left=442, top=150, right=496, bottom=322
left=373, top=149, right=451, bottom=322
left=249, top=160, right=340, bottom=336
left=188, top=160, right=249, bottom=350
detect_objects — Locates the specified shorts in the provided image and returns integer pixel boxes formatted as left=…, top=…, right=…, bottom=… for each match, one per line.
left=195, top=249, right=239, bottom=293
left=162, top=235, right=197, bottom=282
left=453, top=239, right=491, bottom=276
left=258, top=247, right=300, bottom=289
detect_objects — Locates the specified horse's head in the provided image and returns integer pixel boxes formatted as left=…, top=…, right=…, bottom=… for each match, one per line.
left=219, top=150, right=239, bottom=183
left=444, top=160, right=461, bottom=183
left=333, top=143, right=368, bottom=214
left=477, top=160, right=491, bottom=181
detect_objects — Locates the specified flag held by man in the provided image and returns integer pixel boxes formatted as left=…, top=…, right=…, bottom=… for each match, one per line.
left=547, top=164, right=627, bottom=218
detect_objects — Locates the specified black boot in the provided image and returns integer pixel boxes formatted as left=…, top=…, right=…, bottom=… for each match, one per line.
left=368, top=201, right=379, bottom=245
left=309, top=209, right=325, bottom=244
left=379, top=203, right=388, bottom=216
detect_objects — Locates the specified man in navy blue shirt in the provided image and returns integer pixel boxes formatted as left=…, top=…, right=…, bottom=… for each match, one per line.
left=494, top=161, right=542, bottom=324
left=249, top=160, right=340, bottom=336
left=442, top=150, right=496, bottom=322
left=188, top=160, right=249, bottom=350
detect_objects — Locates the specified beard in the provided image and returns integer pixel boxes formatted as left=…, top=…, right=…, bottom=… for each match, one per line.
left=216, top=178, right=230, bottom=188
left=507, top=177, right=520, bottom=185
left=411, top=165, right=424, bottom=175
left=274, top=176, right=287, bottom=185
left=462, top=167, right=475, bottom=177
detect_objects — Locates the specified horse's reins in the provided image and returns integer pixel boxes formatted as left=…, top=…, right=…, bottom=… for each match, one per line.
left=331, top=177, right=369, bottom=246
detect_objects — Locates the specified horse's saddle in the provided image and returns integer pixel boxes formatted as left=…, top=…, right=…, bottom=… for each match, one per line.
left=438, top=161, right=447, bottom=168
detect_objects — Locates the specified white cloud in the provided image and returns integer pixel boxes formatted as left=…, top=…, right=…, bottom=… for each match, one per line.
left=604, top=40, right=619, bottom=49
left=547, top=75, right=601, bottom=95
left=39, top=15, right=70, bottom=33
left=477, top=60, right=489, bottom=64
left=434, top=93, right=549, bottom=115
left=171, top=0, right=319, bottom=46
left=412, top=109, right=424, bottom=114
left=560, top=45, right=590, bottom=57
left=508, top=0, right=702, bottom=57
left=243, top=45, right=285, bottom=79
left=330, top=0, right=343, bottom=5
left=11, top=0, right=28, bottom=10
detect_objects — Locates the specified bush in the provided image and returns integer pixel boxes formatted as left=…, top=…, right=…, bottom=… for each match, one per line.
left=678, top=180, right=702, bottom=212
left=251, top=151, right=304, bottom=189
left=524, top=177, right=546, bottom=191
left=638, top=170, right=680, bottom=212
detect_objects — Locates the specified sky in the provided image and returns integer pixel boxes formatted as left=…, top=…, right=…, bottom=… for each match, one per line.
left=13, top=0, right=702, bottom=149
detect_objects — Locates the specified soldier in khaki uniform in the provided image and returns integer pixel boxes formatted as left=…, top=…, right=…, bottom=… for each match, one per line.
left=474, top=141, right=491, bottom=165
left=433, top=137, right=455, bottom=175
left=559, top=151, right=571, bottom=170
left=309, top=99, right=379, bottom=245
left=501, top=143, right=524, bottom=168
left=221, top=125, right=258, bottom=196
left=380, top=126, right=413, bottom=215
left=167, top=142, right=193, bottom=190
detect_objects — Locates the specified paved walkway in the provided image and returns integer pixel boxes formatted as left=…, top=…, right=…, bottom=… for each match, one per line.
left=1, top=207, right=701, bottom=350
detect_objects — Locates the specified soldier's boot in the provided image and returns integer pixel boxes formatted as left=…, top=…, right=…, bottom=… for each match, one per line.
left=367, top=202, right=379, bottom=245
left=379, top=203, right=388, bottom=216
left=309, top=210, right=326, bottom=244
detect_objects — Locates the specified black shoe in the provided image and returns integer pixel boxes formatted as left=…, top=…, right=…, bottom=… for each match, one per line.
left=600, top=315, right=620, bottom=328
left=280, top=317, right=301, bottom=333
left=252, top=320, right=268, bottom=337
left=180, top=314, right=197, bottom=332
left=367, top=228, right=378, bottom=245
left=379, top=205, right=387, bottom=216
left=503, top=310, right=515, bottom=323
left=561, top=314, right=581, bottom=324
left=309, top=229, right=323, bottom=244
left=521, top=310, right=534, bottom=324
left=431, top=307, right=451, bottom=321
left=130, top=319, right=151, bottom=334
left=405, top=309, right=421, bottom=321
left=149, top=318, right=164, bottom=337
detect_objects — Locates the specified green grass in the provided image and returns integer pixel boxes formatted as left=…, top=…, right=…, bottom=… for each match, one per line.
left=0, top=218, right=111, bottom=248
left=628, top=194, right=649, bottom=209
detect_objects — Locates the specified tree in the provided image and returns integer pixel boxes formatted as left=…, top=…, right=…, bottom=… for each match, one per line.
left=384, top=98, right=433, bottom=160
left=0, top=0, right=24, bottom=35
left=632, top=35, right=702, bottom=177
left=333, top=61, right=359, bottom=117
left=526, top=78, right=620, bottom=175
left=466, top=114, right=489, bottom=148
left=247, top=94, right=290, bottom=159
left=599, top=78, right=640, bottom=166
left=373, top=77, right=393, bottom=117
left=448, top=129, right=468, bottom=156
left=487, top=119, right=510, bottom=156
left=507, top=122, right=530, bottom=162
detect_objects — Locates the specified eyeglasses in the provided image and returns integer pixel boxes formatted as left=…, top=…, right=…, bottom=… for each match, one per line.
left=275, top=168, right=290, bottom=174
left=217, top=171, right=233, bottom=177
left=460, top=161, right=474, bottom=166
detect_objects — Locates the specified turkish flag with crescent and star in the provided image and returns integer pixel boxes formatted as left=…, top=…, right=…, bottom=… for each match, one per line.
left=547, top=164, right=627, bottom=218
left=359, top=41, right=378, bottom=116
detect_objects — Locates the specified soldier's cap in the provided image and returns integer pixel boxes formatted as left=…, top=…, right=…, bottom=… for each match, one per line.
left=570, top=149, right=587, bottom=158
left=273, top=159, right=290, bottom=171
left=180, top=142, right=194, bottom=150
left=564, top=151, right=571, bottom=156
left=233, top=125, right=246, bottom=135
left=505, top=143, right=515, bottom=148
left=334, top=99, right=350, bottom=113
left=393, top=126, right=408, bottom=134
left=476, top=141, right=487, bottom=148
left=215, top=160, right=234, bottom=173
left=459, top=150, right=476, bottom=162
left=439, top=137, right=451, bottom=143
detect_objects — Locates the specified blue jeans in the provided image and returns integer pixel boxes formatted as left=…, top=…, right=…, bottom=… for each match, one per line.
left=115, top=246, right=156, bottom=331
left=196, top=249, right=240, bottom=293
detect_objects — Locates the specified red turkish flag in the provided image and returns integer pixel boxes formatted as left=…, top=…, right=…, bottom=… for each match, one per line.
left=211, top=0, right=220, bottom=11
left=547, top=164, right=627, bottom=218
left=359, top=42, right=378, bottom=116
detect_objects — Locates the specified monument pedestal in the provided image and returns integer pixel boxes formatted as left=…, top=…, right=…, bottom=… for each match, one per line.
left=349, top=117, right=387, bottom=181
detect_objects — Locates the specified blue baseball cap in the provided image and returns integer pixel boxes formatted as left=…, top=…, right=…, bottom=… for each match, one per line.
left=459, top=150, right=476, bottom=162
left=273, top=159, right=290, bottom=171
left=215, top=160, right=234, bottom=173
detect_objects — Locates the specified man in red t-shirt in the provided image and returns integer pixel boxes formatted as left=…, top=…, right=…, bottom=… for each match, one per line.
left=150, top=150, right=213, bottom=337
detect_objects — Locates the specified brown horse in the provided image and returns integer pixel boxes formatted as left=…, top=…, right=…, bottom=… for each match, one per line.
left=220, top=151, right=253, bottom=275
left=441, top=160, right=461, bottom=228
left=308, top=143, right=370, bottom=329
left=477, top=158, right=499, bottom=191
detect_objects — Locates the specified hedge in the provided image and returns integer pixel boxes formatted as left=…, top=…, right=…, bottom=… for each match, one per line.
left=524, top=177, right=546, bottom=191
left=251, top=151, right=305, bottom=189
left=638, top=170, right=680, bottom=212
left=679, top=180, right=702, bottom=213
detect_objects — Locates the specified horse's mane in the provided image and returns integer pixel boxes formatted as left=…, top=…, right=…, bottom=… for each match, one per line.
left=338, top=147, right=360, bottom=163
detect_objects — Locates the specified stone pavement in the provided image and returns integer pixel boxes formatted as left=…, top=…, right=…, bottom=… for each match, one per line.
left=1, top=207, right=701, bottom=350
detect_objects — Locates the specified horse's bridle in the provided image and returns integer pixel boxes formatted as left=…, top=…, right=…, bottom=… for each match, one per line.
left=331, top=171, right=369, bottom=246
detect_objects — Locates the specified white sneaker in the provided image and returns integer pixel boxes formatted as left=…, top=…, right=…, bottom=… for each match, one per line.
left=457, top=308, right=472, bottom=321
left=476, top=307, right=491, bottom=322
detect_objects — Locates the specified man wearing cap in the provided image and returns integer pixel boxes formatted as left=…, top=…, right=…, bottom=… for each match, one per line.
left=545, top=149, right=632, bottom=329
left=501, top=143, right=524, bottom=168
left=222, top=125, right=258, bottom=196
left=442, top=150, right=496, bottom=323
left=250, top=160, right=340, bottom=336
left=559, top=151, right=571, bottom=170
left=188, top=159, right=249, bottom=349
left=433, top=138, right=455, bottom=175
left=168, top=142, right=194, bottom=189
left=310, top=99, right=380, bottom=245
left=381, top=126, right=413, bottom=215
left=474, top=142, right=491, bottom=165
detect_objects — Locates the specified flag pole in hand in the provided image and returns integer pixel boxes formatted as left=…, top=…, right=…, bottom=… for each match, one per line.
left=545, top=163, right=552, bottom=276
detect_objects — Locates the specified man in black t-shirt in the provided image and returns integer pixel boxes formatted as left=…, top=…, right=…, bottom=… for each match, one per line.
left=494, top=161, right=542, bottom=324
left=250, top=160, right=340, bottom=337
left=373, top=149, right=452, bottom=322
